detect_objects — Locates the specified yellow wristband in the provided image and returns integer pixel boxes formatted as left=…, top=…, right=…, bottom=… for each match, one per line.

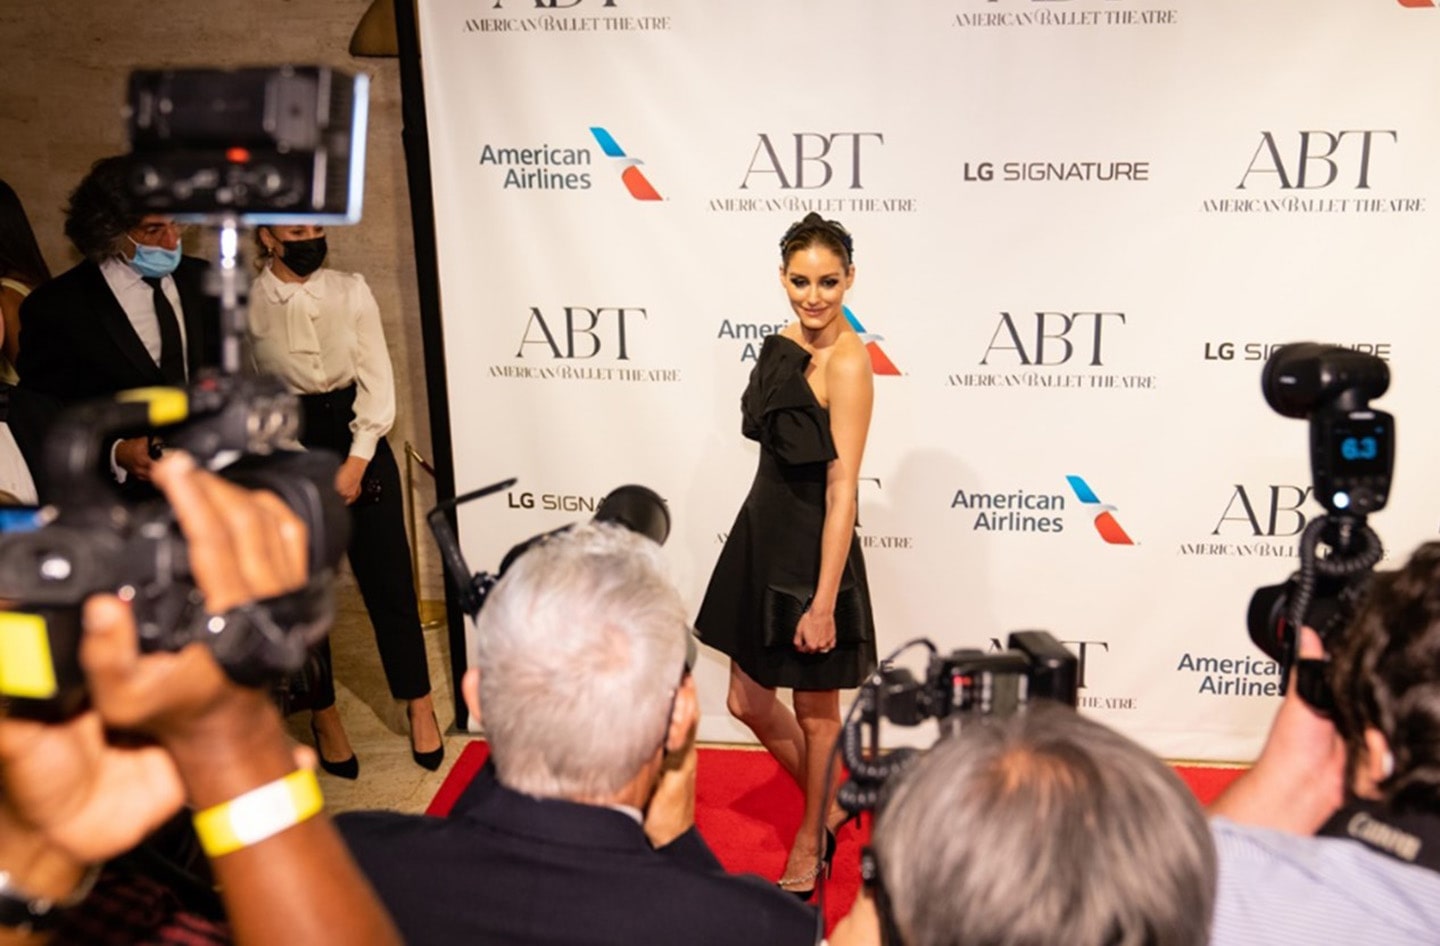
left=192, top=769, right=324, bottom=858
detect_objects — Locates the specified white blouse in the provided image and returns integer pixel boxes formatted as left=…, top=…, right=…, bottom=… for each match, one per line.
left=246, top=266, right=396, bottom=461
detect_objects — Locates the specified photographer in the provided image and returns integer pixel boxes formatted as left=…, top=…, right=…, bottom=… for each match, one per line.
left=828, top=703, right=1216, bottom=946
left=1209, top=542, right=1440, bottom=944
left=0, top=452, right=400, bottom=946
left=337, top=522, right=818, bottom=946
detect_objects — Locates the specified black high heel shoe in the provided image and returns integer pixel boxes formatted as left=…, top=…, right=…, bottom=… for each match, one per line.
left=409, top=708, right=445, bottom=772
left=310, top=719, right=359, bottom=780
left=776, top=828, right=836, bottom=901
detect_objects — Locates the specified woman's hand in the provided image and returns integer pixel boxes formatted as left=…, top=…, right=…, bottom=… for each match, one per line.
left=795, top=606, right=837, bottom=654
left=334, top=455, right=369, bottom=505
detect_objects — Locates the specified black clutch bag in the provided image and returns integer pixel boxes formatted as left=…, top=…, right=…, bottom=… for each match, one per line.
left=762, top=578, right=871, bottom=649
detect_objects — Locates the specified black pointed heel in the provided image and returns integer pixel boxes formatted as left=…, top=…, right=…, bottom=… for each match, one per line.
left=410, top=709, right=445, bottom=772
left=311, top=719, right=359, bottom=780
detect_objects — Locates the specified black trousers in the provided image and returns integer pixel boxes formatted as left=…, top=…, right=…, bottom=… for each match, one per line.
left=299, top=386, right=430, bottom=706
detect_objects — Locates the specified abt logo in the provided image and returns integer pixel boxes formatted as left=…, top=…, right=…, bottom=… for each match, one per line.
left=516, top=307, right=646, bottom=360
left=1237, top=131, right=1397, bottom=190
left=1212, top=485, right=1313, bottom=537
left=981, top=312, right=1125, bottom=367
left=1065, top=476, right=1135, bottom=546
left=740, top=133, right=884, bottom=190
left=1064, top=640, right=1109, bottom=690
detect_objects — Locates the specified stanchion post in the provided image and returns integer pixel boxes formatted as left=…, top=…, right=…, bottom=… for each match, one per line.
left=403, top=440, right=445, bottom=630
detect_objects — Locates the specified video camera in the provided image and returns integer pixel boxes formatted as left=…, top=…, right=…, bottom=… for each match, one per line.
left=1247, top=342, right=1394, bottom=713
left=425, top=478, right=673, bottom=623
left=0, top=66, right=367, bottom=720
left=126, top=65, right=368, bottom=224
left=837, top=631, right=1078, bottom=814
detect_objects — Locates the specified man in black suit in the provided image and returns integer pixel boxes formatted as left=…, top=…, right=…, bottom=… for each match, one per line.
left=338, top=523, right=819, bottom=946
left=17, top=154, right=215, bottom=489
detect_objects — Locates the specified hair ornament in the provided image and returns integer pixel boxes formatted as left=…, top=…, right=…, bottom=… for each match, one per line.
left=779, top=212, right=854, bottom=263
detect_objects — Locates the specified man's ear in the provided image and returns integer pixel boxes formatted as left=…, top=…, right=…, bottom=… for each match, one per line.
left=462, top=667, right=482, bottom=730
left=665, top=674, right=698, bottom=755
left=1363, top=727, right=1394, bottom=787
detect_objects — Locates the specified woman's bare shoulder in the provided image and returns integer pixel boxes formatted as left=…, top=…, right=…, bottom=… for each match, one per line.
left=828, top=332, right=873, bottom=378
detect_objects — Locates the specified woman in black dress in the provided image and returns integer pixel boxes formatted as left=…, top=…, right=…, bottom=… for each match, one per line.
left=696, top=213, right=876, bottom=898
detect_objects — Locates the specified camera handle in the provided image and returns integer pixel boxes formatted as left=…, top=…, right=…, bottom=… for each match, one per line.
left=1280, top=512, right=1383, bottom=694
left=425, top=478, right=517, bottom=620
left=837, top=680, right=920, bottom=815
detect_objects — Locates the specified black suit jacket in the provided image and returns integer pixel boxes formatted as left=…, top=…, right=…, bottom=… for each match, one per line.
left=338, top=762, right=819, bottom=946
left=16, top=256, right=216, bottom=405
left=14, top=257, right=217, bottom=495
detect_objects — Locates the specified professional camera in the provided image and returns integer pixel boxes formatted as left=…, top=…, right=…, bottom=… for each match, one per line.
left=0, top=66, right=367, bottom=720
left=1247, top=342, right=1394, bottom=713
left=837, top=631, right=1078, bottom=814
left=426, top=478, right=672, bottom=622
left=0, top=381, right=349, bottom=718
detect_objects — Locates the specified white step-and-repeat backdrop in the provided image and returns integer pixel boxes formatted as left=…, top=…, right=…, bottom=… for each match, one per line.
left=416, top=0, right=1440, bottom=762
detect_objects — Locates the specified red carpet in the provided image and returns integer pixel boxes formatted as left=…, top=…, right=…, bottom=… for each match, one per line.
left=427, top=741, right=1247, bottom=933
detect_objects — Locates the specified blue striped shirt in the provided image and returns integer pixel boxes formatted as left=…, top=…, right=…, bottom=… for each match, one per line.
left=1211, top=816, right=1440, bottom=945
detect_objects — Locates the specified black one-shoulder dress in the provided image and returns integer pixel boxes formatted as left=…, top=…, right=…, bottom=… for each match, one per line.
left=696, top=334, right=877, bottom=690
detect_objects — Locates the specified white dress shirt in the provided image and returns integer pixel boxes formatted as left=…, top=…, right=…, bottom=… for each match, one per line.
left=99, top=257, right=190, bottom=483
left=246, top=265, right=396, bottom=461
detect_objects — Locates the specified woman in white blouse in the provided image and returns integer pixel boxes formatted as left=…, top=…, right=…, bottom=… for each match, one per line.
left=247, top=224, right=443, bottom=778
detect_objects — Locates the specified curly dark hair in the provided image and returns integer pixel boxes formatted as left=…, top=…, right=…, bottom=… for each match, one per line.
left=779, top=212, right=853, bottom=269
left=1331, top=540, right=1440, bottom=810
left=0, top=179, right=52, bottom=287
left=63, top=155, right=144, bottom=263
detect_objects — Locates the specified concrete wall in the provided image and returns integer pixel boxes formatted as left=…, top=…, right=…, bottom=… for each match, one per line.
left=0, top=0, right=445, bottom=599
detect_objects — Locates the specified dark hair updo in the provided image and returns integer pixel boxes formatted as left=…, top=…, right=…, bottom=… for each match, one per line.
left=779, top=212, right=854, bottom=269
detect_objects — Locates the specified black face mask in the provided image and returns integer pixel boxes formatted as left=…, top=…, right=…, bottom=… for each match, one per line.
left=278, top=236, right=328, bottom=278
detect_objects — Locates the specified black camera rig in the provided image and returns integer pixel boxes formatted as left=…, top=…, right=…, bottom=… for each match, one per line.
left=838, top=631, right=1078, bottom=814
left=425, top=478, right=672, bottom=622
left=1247, top=342, right=1394, bottom=713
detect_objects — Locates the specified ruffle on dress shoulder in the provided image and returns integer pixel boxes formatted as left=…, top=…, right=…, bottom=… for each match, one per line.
left=741, top=335, right=838, bottom=466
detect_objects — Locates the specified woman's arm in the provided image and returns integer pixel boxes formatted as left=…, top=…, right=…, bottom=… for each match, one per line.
left=1, top=286, right=23, bottom=368
left=334, top=274, right=395, bottom=503
left=345, top=274, right=396, bottom=464
left=795, top=336, right=874, bottom=653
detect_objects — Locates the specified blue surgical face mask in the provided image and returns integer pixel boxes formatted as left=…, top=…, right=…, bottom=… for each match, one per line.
left=127, top=236, right=182, bottom=279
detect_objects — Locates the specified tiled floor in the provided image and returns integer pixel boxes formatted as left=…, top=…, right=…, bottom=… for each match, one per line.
left=283, top=581, right=476, bottom=816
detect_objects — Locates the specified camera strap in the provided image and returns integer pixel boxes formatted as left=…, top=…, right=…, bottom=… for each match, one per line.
left=1317, top=798, right=1440, bottom=875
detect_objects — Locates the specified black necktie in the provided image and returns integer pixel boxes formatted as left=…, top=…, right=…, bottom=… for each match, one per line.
left=142, top=276, right=186, bottom=385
